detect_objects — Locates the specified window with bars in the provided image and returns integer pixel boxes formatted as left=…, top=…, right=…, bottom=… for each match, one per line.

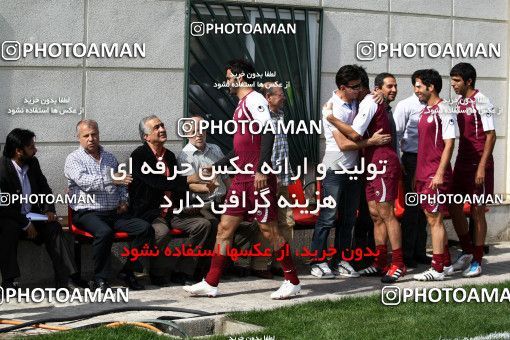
left=186, top=1, right=323, bottom=167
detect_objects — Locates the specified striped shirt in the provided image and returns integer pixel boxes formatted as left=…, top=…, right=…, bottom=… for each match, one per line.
left=177, top=142, right=226, bottom=203
left=64, top=146, right=127, bottom=211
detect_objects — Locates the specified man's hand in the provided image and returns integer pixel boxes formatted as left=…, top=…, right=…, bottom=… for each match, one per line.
left=254, top=172, right=268, bottom=191
left=372, top=89, right=384, bottom=104
left=45, top=211, right=57, bottom=222
left=205, top=179, right=219, bottom=193
left=112, top=174, right=133, bottom=186
left=367, top=128, right=391, bottom=146
left=187, top=173, right=202, bottom=184
left=26, top=223, right=38, bottom=239
left=475, top=165, right=485, bottom=186
left=117, top=202, right=129, bottom=215
left=429, top=172, right=444, bottom=190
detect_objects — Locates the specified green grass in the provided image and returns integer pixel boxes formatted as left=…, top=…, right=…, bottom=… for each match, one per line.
left=20, top=281, right=510, bottom=340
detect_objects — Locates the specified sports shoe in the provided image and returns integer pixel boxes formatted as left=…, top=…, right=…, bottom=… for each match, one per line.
left=183, top=279, right=218, bottom=297
left=381, top=264, right=406, bottom=283
left=334, top=261, right=360, bottom=278
left=358, top=265, right=383, bottom=277
left=310, top=262, right=335, bottom=279
left=270, top=280, right=301, bottom=300
left=443, top=265, right=454, bottom=277
left=462, top=261, right=482, bottom=277
left=452, top=252, right=473, bottom=271
left=413, top=268, right=445, bottom=281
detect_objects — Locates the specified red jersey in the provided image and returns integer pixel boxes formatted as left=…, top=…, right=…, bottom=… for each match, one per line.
left=455, top=90, right=495, bottom=166
left=416, top=100, right=458, bottom=182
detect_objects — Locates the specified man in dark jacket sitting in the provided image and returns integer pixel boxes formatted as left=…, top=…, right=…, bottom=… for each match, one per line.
left=0, top=128, right=80, bottom=290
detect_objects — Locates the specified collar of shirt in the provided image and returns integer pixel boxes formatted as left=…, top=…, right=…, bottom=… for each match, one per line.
left=11, top=159, right=29, bottom=176
left=270, top=108, right=284, bottom=118
left=331, top=90, right=356, bottom=111
left=78, top=145, right=104, bottom=161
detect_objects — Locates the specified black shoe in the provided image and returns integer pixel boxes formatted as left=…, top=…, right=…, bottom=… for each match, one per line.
left=119, top=272, right=145, bottom=291
left=56, top=280, right=82, bottom=291
left=230, top=266, right=250, bottom=278
left=70, top=274, right=90, bottom=289
left=150, top=274, right=171, bottom=287
left=90, top=278, right=111, bottom=293
left=1, top=280, right=19, bottom=297
left=415, top=255, right=432, bottom=265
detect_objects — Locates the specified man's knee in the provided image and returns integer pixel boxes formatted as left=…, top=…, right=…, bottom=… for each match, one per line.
left=94, top=226, right=114, bottom=240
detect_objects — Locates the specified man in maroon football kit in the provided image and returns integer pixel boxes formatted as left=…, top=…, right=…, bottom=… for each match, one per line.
left=184, top=59, right=300, bottom=299
left=412, top=69, right=458, bottom=281
left=449, top=63, right=496, bottom=277
left=325, top=73, right=405, bottom=283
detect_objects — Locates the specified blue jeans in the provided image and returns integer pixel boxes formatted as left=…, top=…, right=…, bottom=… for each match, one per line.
left=310, top=170, right=361, bottom=265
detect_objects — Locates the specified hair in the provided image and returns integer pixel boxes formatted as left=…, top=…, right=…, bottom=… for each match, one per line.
left=411, top=69, right=426, bottom=86
left=417, top=69, right=442, bottom=94
left=138, top=115, right=159, bottom=142
left=450, top=62, right=477, bottom=88
left=374, top=72, right=395, bottom=89
left=335, top=65, right=361, bottom=88
left=225, top=59, right=256, bottom=86
left=353, top=65, right=369, bottom=89
left=3, top=128, right=36, bottom=158
left=76, top=119, right=98, bottom=137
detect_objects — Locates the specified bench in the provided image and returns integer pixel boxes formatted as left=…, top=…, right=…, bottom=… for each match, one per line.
left=67, top=207, right=186, bottom=275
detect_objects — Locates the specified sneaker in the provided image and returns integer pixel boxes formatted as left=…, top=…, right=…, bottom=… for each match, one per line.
left=443, top=265, right=454, bottom=277
left=334, top=261, right=360, bottom=278
left=413, top=268, right=445, bottom=281
left=452, top=252, right=473, bottom=271
left=310, top=262, right=335, bottom=279
left=183, top=279, right=218, bottom=297
left=381, top=264, right=406, bottom=283
left=270, top=280, right=301, bottom=300
left=358, top=265, right=383, bottom=277
left=462, top=261, right=482, bottom=277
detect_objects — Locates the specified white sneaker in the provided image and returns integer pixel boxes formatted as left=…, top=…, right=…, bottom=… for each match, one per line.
left=413, top=268, right=445, bottom=281
left=270, top=280, right=301, bottom=300
left=334, top=261, right=360, bottom=278
left=462, top=261, right=482, bottom=277
left=183, top=279, right=218, bottom=297
left=310, top=262, right=335, bottom=279
left=443, top=265, right=454, bottom=276
left=452, top=253, right=473, bottom=271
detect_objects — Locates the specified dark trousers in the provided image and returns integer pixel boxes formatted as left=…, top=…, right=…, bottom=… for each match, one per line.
left=401, top=152, right=428, bottom=261
left=72, top=209, right=153, bottom=280
left=150, top=212, right=214, bottom=277
left=0, top=217, right=77, bottom=284
left=352, top=184, right=375, bottom=269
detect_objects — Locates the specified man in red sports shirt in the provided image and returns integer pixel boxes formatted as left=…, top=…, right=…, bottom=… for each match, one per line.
left=448, top=63, right=496, bottom=277
left=184, top=59, right=300, bottom=299
left=412, top=69, right=458, bottom=281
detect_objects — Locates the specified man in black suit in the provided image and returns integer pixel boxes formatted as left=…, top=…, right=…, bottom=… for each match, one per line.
left=0, top=128, right=79, bottom=290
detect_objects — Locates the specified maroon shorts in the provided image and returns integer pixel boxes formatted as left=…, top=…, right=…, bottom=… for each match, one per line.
left=452, top=163, right=494, bottom=205
left=365, top=173, right=399, bottom=203
left=415, top=179, right=450, bottom=214
left=224, top=175, right=278, bottom=223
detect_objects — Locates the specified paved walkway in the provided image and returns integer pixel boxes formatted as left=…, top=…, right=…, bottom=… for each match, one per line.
left=1, top=243, right=509, bottom=337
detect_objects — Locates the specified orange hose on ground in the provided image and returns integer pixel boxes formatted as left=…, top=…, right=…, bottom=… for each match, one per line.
left=105, top=321, right=161, bottom=333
